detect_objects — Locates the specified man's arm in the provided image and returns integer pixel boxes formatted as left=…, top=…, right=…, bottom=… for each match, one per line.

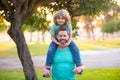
left=73, top=63, right=85, bottom=74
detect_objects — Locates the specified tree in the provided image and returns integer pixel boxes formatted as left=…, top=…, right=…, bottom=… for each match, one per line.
left=34, top=8, right=50, bottom=42
left=101, top=5, right=120, bottom=39
left=101, top=20, right=116, bottom=34
left=101, top=18, right=120, bottom=34
left=23, top=13, right=41, bottom=42
left=0, top=0, right=116, bottom=80
left=23, top=11, right=50, bottom=42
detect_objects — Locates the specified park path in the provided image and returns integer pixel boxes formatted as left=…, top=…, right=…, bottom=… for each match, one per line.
left=0, top=48, right=120, bottom=69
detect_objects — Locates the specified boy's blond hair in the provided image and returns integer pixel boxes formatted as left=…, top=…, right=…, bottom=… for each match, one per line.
left=53, top=9, right=71, bottom=26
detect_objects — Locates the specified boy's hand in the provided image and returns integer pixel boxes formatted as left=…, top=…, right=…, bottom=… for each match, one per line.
left=65, top=43, right=70, bottom=46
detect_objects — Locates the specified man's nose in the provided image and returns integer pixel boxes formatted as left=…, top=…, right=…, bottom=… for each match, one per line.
left=61, top=36, right=65, bottom=39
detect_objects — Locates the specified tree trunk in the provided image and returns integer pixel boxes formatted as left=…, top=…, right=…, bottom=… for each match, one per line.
left=30, top=32, right=33, bottom=42
left=85, top=26, right=91, bottom=39
left=7, top=17, right=38, bottom=80
left=91, top=27, right=95, bottom=40
left=102, top=32, right=105, bottom=40
left=37, top=31, right=40, bottom=42
left=42, top=32, right=45, bottom=43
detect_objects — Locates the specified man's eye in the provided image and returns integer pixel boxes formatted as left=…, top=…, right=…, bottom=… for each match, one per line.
left=64, top=35, right=66, bottom=37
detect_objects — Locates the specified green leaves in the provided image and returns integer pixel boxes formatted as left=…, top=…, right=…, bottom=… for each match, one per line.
left=23, top=12, right=50, bottom=32
left=46, top=0, right=116, bottom=16
left=101, top=19, right=120, bottom=33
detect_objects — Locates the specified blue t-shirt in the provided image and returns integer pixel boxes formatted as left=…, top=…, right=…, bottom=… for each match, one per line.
left=50, top=24, right=72, bottom=37
left=52, top=47, right=76, bottom=80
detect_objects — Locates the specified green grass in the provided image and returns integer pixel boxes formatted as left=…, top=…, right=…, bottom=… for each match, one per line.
left=0, top=38, right=120, bottom=58
left=28, top=42, right=49, bottom=55
left=0, top=42, right=49, bottom=58
left=0, top=68, right=120, bottom=80
left=77, top=68, right=120, bottom=80
left=76, top=38, right=120, bottom=50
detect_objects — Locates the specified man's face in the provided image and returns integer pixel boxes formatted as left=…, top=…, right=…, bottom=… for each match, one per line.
left=57, top=30, right=69, bottom=45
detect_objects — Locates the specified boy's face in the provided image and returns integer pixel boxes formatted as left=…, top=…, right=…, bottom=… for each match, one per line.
left=56, top=16, right=66, bottom=26
left=57, top=30, right=69, bottom=45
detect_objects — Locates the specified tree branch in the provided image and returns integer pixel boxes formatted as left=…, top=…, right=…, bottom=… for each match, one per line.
left=1, top=0, right=14, bottom=22
left=21, top=0, right=36, bottom=25
left=35, top=0, right=71, bottom=7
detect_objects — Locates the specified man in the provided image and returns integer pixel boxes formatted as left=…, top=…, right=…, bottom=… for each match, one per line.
left=43, top=27, right=85, bottom=80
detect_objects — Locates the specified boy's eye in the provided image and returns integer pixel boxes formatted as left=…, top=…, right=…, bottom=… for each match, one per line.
left=58, top=17, right=65, bottom=20
left=61, top=18, right=65, bottom=20
left=61, top=18, right=64, bottom=19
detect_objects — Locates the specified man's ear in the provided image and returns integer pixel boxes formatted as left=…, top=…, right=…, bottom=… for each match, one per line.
left=56, top=35, right=58, bottom=38
left=69, top=34, right=72, bottom=38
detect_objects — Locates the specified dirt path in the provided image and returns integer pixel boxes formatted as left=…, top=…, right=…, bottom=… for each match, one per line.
left=0, top=48, right=120, bottom=69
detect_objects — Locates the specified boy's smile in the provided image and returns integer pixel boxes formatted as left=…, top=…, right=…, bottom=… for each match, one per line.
left=56, top=16, right=66, bottom=26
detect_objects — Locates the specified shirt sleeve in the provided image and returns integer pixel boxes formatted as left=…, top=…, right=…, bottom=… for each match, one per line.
left=50, top=25, right=56, bottom=36
left=67, top=25, right=72, bottom=35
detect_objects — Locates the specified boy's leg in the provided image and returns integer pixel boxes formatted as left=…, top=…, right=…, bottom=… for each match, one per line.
left=46, top=42, right=57, bottom=67
left=69, top=41, right=82, bottom=67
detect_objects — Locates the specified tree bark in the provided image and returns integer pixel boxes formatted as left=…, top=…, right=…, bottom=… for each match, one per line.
left=7, top=17, right=38, bottom=80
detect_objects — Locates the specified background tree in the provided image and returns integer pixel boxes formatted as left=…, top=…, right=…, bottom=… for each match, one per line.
left=101, top=18, right=120, bottom=37
left=101, top=20, right=117, bottom=34
left=36, top=7, right=50, bottom=42
left=0, top=0, right=117, bottom=80
left=23, top=13, right=37, bottom=42
left=23, top=10, right=50, bottom=42
left=0, top=15, right=8, bottom=32
left=101, top=5, right=120, bottom=39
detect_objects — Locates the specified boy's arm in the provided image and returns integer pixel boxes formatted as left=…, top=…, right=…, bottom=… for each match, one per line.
left=66, top=34, right=72, bottom=45
left=51, top=35, right=60, bottom=45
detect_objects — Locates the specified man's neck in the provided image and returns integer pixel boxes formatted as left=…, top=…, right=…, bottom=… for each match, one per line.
left=58, top=46, right=68, bottom=50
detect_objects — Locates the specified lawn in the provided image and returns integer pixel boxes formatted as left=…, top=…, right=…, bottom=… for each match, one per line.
left=0, top=38, right=120, bottom=58
left=0, top=38, right=120, bottom=80
left=0, top=68, right=120, bottom=80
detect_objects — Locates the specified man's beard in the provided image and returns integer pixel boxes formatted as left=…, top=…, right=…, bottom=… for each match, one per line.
left=59, top=39, right=67, bottom=45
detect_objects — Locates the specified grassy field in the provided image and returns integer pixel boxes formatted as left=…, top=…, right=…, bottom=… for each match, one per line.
left=0, top=68, right=120, bottom=80
left=0, top=38, right=120, bottom=58
left=0, top=38, right=120, bottom=80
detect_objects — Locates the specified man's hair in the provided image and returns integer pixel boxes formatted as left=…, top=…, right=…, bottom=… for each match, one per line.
left=56, top=27, right=69, bottom=36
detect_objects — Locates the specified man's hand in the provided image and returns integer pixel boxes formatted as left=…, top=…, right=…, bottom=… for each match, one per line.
left=43, top=68, right=51, bottom=77
left=73, top=65, right=85, bottom=74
